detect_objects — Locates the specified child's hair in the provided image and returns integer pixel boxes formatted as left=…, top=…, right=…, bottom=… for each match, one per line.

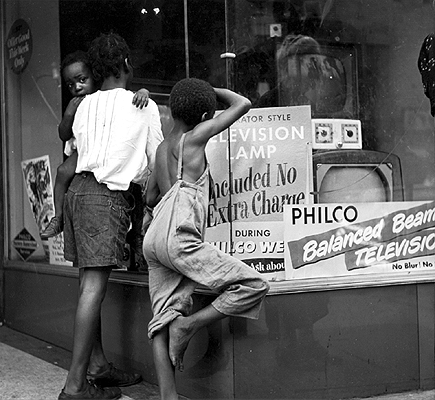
left=60, top=50, right=90, bottom=75
left=169, top=78, right=217, bottom=126
left=87, top=32, right=130, bottom=83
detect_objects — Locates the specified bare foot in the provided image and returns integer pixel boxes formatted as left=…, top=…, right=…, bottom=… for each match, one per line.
left=168, top=316, right=195, bottom=372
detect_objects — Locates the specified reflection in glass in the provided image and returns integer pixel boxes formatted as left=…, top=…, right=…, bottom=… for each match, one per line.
left=247, top=34, right=358, bottom=118
left=60, top=0, right=226, bottom=95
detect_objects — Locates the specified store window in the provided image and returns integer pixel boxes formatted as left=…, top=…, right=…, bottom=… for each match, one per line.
left=4, top=0, right=229, bottom=268
left=3, top=0, right=435, bottom=284
left=56, top=0, right=227, bottom=271
left=59, top=0, right=226, bottom=98
left=229, top=0, right=435, bottom=203
left=212, top=0, right=435, bottom=285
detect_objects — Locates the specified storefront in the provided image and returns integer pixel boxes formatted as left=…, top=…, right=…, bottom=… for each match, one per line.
left=1, top=0, right=435, bottom=398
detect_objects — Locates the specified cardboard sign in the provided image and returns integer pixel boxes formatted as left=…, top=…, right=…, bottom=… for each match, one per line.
left=284, top=201, right=435, bottom=280
left=13, top=228, right=37, bottom=261
left=205, top=105, right=312, bottom=280
left=47, top=233, right=73, bottom=266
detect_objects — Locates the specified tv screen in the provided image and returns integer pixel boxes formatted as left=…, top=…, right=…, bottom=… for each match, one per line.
left=276, top=44, right=358, bottom=119
left=313, top=150, right=404, bottom=203
left=315, top=164, right=391, bottom=203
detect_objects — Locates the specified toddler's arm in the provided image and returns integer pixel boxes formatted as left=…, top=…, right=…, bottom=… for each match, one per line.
left=132, top=88, right=150, bottom=109
left=59, top=96, right=85, bottom=141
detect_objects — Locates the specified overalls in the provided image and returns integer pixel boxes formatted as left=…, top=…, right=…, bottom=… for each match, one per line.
left=144, top=134, right=269, bottom=339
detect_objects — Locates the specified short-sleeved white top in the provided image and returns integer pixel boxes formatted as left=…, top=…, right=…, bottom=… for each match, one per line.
left=73, top=88, right=163, bottom=191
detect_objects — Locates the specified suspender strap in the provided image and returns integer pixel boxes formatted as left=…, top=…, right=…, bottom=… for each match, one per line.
left=177, top=134, right=186, bottom=180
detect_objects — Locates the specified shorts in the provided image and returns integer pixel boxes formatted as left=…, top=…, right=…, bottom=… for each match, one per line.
left=63, top=172, right=134, bottom=268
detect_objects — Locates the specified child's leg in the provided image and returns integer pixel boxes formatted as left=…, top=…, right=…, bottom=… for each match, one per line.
left=63, top=266, right=112, bottom=395
left=126, top=183, right=146, bottom=271
left=169, top=305, right=225, bottom=372
left=79, top=267, right=109, bottom=374
left=41, top=152, right=78, bottom=239
left=54, top=152, right=78, bottom=218
left=153, top=328, right=178, bottom=400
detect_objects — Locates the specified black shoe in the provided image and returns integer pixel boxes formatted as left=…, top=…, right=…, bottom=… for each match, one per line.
left=58, top=382, right=122, bottom=399
left=87, top=363, right=142, bottom=388
left=41, top=216, right=63, bottom=239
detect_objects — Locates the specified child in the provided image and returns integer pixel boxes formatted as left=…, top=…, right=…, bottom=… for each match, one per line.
left=143, top=78, right=270, bottom=399
left=59, top=32, right=162, bottom=400
left=41, top=51, right=150, bottom=245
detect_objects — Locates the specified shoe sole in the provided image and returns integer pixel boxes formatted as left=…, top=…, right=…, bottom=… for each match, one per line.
left=89, top=375, right=143, bottom=388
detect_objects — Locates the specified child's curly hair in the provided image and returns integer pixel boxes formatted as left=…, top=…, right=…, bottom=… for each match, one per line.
left=87, top=32, right=130, bottom=83
left=170, top=78, right=217, bottom=127
left=61, top=50, right=90, bottom=74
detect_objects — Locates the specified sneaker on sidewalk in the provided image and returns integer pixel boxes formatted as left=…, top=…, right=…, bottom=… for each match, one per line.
left=41, top=216, right=63, bottom=239
left=87, top=363, right=142, bottom=388
left=58, top=382, right=122, bottom=399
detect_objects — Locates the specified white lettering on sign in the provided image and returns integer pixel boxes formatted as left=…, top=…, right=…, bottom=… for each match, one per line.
left=6, top=19, right=32, bottom=74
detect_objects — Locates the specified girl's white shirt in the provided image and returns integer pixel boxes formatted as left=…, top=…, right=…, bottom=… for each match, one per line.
left=73, top=88, right=163, bottom=191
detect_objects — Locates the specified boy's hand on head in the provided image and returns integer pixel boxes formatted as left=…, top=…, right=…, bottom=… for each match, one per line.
left=133, top=88, right=150, bottom=109
left=64, top=96, right=85, bottom=118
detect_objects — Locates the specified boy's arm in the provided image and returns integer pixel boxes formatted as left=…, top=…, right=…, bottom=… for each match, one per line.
left=144, top=103, right=164, bottom=207
left=59, top=96, right=84, bottom=141
left=145, top=167, right=161, bottom=208
left=145, top=101, right=164, bottom=171
left=192, top=88, right=251, bottom=145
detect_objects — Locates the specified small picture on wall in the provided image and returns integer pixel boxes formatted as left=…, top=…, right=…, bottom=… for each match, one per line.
left=21, top=155, right=54, bottom=234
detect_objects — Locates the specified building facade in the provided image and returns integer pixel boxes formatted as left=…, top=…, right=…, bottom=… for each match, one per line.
left=1, top=1, right=435, bottom=399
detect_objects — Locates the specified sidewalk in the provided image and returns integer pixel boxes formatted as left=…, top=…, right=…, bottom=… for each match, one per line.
left=0, top=324, right=165, bottom=400
left=0, top=324, right=433, bottom=400
left=350, top=391, right=435, bottom=400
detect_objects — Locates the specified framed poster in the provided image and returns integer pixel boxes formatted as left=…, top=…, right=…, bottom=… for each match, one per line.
left=22, top=155, right=71, bottom=266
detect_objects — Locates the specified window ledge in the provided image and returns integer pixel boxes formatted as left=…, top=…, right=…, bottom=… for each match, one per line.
left=4, top=260, right=434, bottom=295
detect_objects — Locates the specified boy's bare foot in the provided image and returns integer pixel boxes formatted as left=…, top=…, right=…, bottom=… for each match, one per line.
left=168, top=316, right=195, bottom=372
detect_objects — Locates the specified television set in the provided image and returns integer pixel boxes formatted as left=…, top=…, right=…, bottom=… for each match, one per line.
left=275, top=42, right=359, bottom=119
left=312, top=150, right=404, bottom=203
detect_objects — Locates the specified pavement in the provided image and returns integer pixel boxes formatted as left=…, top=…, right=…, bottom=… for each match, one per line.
left=0, top=324, right=433, bottom=400
left=0, top=324, right=165, bottom=400
left=350, top=391, right=435, bottom=400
